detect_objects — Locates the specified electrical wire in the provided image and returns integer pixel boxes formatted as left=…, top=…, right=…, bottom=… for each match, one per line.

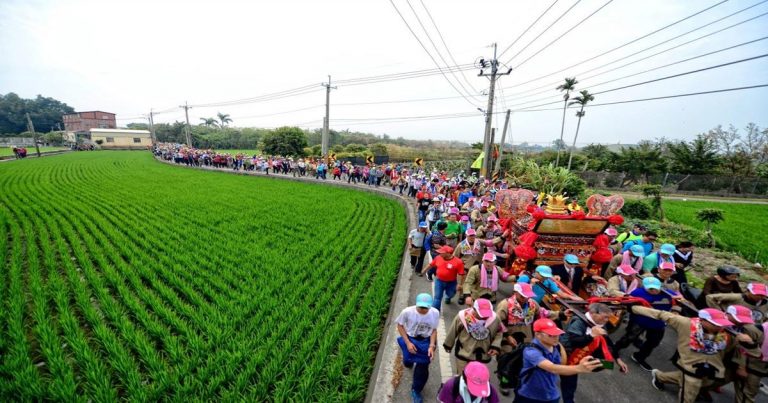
left=403, top=0, right=482, bottom=101
left=387, top=0, right=481, bottom=107
left=503, top=0, right=765, bottom=97
left=230, top=105, right=324, bottom=120
left=503, top=35, right=768, bottom=108
left=418, top=0, right=482, bottom=95
left=514, top=83, right=768, bottom=112
left=504, top=0, right=583, bottom=65
left=497, top=0, right=560, bottom=60
left=509, top=53, right=768, bottom=110
left=514, top=0, right=614, bottom=69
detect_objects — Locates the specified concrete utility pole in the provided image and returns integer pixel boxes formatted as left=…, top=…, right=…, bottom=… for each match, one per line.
left=148, top=109, right=156, bottom=143
left=25, top=112, right=41, bottom=157
left=321, top=75, right=337, bottom=157
left=180, top=102, right=192, bottom=146
left=478, top=43, right=512, bottom=179
left=494, top=109, right=511, bottom=174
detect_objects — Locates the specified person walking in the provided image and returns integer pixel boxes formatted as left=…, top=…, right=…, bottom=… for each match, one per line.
left=427, top=246, right=465, bottom=310
left=696, top=266, right=743, bottom=309
left=614, top=277, right=673, bottom=371
left=443, top=299, right=503, bottom=375
left=408, top=222, right=429, bottom=275
left=559, top=303, right=628, bottom=403
left=396, top=293, right=440, bottom=403
left=514, top=318, right=603, bottom=403
left=462, top=253, right=514, bottom=305
left=437, top=362, right=501, bottom=403
left=631, top=305, right=757, bottom=403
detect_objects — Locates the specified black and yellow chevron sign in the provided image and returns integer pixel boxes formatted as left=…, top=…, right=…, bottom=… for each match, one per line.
left=414, top=158, right=424, bottom=167
left=366, top=155, right=374, bottom=164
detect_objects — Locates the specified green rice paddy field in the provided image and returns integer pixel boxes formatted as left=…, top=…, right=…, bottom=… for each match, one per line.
left=664, top=199, right=768, bottom=263
left=0, top=151, right=406, bottom=401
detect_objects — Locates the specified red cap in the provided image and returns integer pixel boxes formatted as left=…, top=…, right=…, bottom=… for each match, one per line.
left=533, top=318, right=565, bottom=336
left=437, top=245, right=454, bottom=254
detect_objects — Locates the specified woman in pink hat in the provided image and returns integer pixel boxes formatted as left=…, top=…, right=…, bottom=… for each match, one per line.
left=461, top=253, right=515, bottom=305
left=437, top=360, right=501, bottom=403
left=631, top=304, right=758, bottom=403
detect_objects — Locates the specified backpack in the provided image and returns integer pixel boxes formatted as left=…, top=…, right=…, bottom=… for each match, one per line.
left=496, top=342, right=549, bottom=390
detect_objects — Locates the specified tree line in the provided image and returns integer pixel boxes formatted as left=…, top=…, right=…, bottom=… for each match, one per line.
left=0, top=92, right=74, bottom=134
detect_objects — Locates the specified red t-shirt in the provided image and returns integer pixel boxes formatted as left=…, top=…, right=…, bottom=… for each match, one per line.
left=429, top=256, right=465, bottom=282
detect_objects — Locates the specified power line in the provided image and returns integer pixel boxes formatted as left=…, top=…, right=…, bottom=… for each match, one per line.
left=510, top=53, right=768, bottom=110
left=504, top=34, right=768, bottom=108
left=387, top=0, right=481, bottom=107
left=230, top=105, right=324, bottom=120
left=504, top=0, right=583, bottom=65
left=497, top=0, right=560, bottom=60
left=514, top=0, right=615, bottom=69
left=417, top=0, right=482, bottom=95
left=403, top=0, right=482, bottom=101
left=515, top=83, right=768, bottom=112
left=503, top=0, right=766, bottom=97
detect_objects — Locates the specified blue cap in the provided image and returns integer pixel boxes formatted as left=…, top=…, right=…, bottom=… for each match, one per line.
left=643, top=277, right=662, bottom=290
left=630, top=244, right=645, bottom=257
left=535, top=265, right=553, bottom=278
left=418, top=221, right=428, bottom=228
left=415, top=293, right=433, bottom=308
left=660, top=243, right=676, bottom=255
left=564, top=254, right=580, bottom=265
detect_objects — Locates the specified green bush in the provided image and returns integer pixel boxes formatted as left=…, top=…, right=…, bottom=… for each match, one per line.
left=622, top=199, right=651, bottom=219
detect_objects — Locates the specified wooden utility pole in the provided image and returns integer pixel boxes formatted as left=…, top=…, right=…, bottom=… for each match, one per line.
left=494, top=109, right=511, bottom=174
left=180, top=102, right=192, bottom=146
left=26, top=112, right=41, bottom=157
left=478, top=43, right=511, bottom=179
left=321, top=75, right=337, bottom=157
left=148, top=109, right=156, bottom=143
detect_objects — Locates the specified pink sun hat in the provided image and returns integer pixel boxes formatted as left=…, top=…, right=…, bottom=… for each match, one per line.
left=726, top=305, right=755, bottom=324
left=464, top=362, right=491, bottom=397
left=699, top=308, right=734, bottom=327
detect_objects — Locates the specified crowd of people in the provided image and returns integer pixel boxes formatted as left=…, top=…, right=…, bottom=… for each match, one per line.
left=149, top=143, right=767, bottom=403
left=399, top=182, right=768, bottom=403
left=152, top=142, right=473, bottom=188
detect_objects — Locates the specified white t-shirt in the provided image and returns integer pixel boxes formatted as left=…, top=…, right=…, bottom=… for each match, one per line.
left=395, top=306, right=440, bottom=338
left=409, top=229, right=426, bottom=247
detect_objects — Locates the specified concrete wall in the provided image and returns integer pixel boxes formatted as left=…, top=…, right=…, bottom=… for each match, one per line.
left=0, top=137, right=36, bottom=146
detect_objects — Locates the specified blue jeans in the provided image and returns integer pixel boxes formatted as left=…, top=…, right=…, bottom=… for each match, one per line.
left=432, top=279, right=457, bottom=310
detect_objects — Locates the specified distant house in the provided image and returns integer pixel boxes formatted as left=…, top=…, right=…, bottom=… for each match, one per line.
left=63, top=111, right=118, bottom=144
left=89, top=128, right=151, bottom=149
left=63, top=111, right=116, bottom=132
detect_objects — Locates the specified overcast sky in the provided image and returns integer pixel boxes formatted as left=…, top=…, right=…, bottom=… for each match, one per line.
left=1, top=0, right=767, bottom=145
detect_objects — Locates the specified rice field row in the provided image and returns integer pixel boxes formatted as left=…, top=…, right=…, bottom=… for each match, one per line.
left=0, top=151, right=407, bottom=401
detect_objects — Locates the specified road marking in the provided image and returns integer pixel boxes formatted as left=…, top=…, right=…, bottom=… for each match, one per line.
left=437, top=310, right=453, bottom=382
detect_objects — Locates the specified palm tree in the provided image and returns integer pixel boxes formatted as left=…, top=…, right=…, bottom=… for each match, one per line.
left=217, top=112, right=232, bottom=128
left=566, top=89, right=595, bottom=171
left=555, top=77, right=578, bottom=167
left=199, top=117, right=218, bottom=127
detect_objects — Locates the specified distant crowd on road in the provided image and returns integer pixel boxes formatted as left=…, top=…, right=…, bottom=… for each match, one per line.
left=152, top=142, right=491, bottom=192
